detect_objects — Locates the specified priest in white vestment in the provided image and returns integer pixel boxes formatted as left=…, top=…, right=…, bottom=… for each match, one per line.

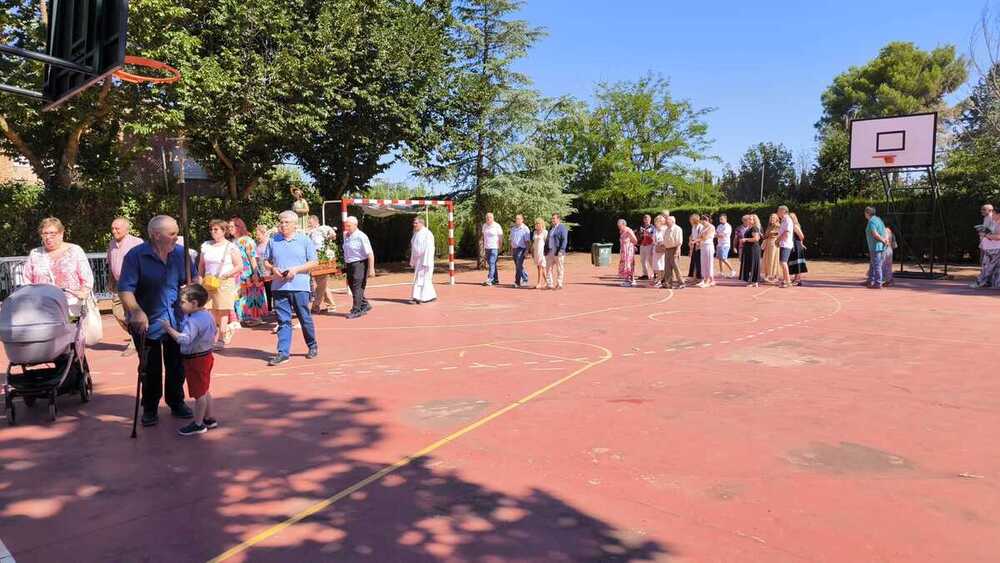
left=410, top=217, right=437, bottom=303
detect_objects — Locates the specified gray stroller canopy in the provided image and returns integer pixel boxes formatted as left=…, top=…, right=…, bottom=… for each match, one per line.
left=0, top=284, right=71, bottom=344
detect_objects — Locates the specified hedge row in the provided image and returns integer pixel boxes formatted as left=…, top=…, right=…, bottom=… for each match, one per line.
left=0, top=181, right=983, bottom=263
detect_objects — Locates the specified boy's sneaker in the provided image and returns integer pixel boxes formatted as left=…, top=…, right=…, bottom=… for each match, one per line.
left=203, top=418, right=219, bottom=429
left=177, top=422, right=207, bottom=436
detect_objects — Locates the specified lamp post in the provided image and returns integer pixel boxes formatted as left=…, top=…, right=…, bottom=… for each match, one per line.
left=759, top=158, right=766, bottom=203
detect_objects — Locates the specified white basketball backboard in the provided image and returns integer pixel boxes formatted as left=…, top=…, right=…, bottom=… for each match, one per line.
left=848, top=112, right=937, bottom=170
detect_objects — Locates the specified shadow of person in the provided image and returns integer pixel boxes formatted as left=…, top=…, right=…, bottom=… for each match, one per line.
left=0, top=387, right=672, bottom=562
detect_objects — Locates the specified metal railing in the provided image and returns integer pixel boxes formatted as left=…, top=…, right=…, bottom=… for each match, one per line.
left=0, top=253, right=113, bottom=301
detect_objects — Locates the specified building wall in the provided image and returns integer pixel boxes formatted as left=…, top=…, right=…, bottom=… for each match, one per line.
left=0, top=154, right=40, bottom=183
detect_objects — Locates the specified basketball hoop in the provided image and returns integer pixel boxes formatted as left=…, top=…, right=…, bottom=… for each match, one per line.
left=872, top=154, right=896, bottom=165
left=113, top=55, right=181, bottom=85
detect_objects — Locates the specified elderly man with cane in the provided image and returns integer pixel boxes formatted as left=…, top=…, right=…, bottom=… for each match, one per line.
left=118, top=215, right=198, bottom=427
left=263, top=210, right=319, bottom=366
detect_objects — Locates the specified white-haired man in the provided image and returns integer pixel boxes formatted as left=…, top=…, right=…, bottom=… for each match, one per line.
left=118, top=215, right=198, bottom=427
left=106, top=217, right=143, bottom=355
left=263, top=210, right=318, bottom=365
left=342, top=216, right=375, bottom=318
left=410, top=217, right=437, bottom=303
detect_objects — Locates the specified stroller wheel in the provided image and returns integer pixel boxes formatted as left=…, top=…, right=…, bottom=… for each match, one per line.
left=24, top=397, right=36, bottom=407
left=80, top=374, right=92, bottom=403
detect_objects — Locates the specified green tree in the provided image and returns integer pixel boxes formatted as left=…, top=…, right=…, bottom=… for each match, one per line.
left=296, top=0, right=454, bottom=201
left=725, top=142, right=796, bottom=203
left=543, top=74, right=714, bottom=211
left=818, top=42, right=967, bottom=128
left=423, top=0, right=545, bottom=211
left=0, top=0, right=184, bottom=190
left=941, top=64, right=1000, bottom=198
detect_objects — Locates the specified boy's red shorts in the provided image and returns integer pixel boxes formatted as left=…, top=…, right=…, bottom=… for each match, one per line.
left=182, top=352, right=213, bottom=399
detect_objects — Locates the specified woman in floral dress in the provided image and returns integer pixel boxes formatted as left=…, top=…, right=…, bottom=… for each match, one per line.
left=617, top=219, right=638, bottom=287
left=229, top=217, right=268, bottom=325
left=22, top=217, right=94, bottom=318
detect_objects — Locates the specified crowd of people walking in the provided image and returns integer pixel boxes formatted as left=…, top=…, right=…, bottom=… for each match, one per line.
left=615, top=206, right=810, bottom=290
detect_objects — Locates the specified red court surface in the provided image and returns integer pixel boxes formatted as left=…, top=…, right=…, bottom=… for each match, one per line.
left=0, top=254, right=998, bottom=562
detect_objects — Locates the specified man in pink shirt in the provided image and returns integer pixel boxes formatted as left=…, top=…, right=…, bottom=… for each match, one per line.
left=106, top=217, right=144, bottom=355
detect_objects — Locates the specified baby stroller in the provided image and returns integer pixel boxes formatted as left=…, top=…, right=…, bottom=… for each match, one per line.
left=0, top=284, right=93, bottom=424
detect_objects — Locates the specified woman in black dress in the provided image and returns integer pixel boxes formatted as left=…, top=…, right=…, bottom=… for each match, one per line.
left=740, top=214, right=763, bottom=287
left=687, top=213, right=702, bottom=281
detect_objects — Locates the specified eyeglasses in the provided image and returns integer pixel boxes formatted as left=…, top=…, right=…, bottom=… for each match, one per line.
left=41, top=231, right=61, bottom=238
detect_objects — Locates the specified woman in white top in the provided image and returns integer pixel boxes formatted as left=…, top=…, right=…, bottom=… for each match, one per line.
left=651, top=215, right=668, bottom=287
left=199, top=219, right=244, bottom=347
left=696, top=215, right=716, bottom=287
left=531, top=218, right=548, bottom=289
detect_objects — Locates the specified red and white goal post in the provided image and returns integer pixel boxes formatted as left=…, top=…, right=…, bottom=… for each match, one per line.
left=339, top=198, right=455, bottom=285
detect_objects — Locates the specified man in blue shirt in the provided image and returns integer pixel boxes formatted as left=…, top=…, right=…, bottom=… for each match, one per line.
left=263, top=211, right=319, bottom=366
left=118, top=215, right=199, bottom=427
left=509, top=214, right=531, bottom=288
left=864, top=206, right=890, bottom=289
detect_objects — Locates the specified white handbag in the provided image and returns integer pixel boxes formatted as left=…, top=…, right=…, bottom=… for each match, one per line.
left=83, top=293, right=103, bottom=346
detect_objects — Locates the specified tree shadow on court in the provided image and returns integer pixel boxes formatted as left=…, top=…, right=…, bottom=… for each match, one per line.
left=0, top=386, right=672, bottom=562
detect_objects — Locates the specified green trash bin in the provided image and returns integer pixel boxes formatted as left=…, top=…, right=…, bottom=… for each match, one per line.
left=591, top=243, right=612, bottom=267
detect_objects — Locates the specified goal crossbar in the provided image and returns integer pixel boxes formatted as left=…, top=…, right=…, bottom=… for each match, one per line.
left=340, top=198, right=456, bottom=285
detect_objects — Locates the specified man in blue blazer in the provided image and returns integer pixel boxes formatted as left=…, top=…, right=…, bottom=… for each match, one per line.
left=545, top=213, right=569, bottom=289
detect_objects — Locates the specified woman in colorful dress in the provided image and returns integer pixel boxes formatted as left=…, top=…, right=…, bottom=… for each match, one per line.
left=740, top=215, right=763, bottom=287
left=21, top=217, right=95, bottom=317
left=761, top=213, right=781, bottom=283
left=229, top=217, right=268, bottom=325
left=616, top=219, right=638, bottom=287
left=788, top=212, right=808, bottom=286
left=531, top=218, right=548, bottom=289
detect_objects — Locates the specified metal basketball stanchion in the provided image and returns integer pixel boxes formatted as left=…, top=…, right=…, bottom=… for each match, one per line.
left=130, top=331, right=148, bottom=439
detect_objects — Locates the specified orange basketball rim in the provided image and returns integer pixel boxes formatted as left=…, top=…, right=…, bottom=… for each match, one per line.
left=113, top=55, right=181, bottom=84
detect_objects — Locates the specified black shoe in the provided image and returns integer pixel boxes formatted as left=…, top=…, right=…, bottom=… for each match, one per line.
left=203, top=417, right=219, bottom=429
left=177, top=422, right=207, bottom=436
left=347, top=310, right=367, bottom=319
left=141, top=411, right=159, bottom=427
left=306, top=347, right=318, bottom=359
left=422, top=298, right=437, bottom=303
left=268, top=354, right=290, bottom=366
left=170, top=404, right=194, bottom=419
left=362, top=303, right=372, bottom=312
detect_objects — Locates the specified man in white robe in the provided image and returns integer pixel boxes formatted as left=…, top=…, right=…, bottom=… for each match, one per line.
left=410, top=217, right=437, bottom=303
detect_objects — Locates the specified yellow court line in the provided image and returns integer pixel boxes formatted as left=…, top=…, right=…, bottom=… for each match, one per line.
left=485, top=343, right=588, bottom=363
left=206, top=341, right=613, bottom=563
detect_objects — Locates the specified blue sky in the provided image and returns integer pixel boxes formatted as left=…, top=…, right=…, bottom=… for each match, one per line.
left=379, top=0, right=986, bottom=187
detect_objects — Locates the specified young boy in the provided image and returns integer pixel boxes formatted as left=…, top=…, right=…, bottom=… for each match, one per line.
left=160, top=284, right=218, bottom=436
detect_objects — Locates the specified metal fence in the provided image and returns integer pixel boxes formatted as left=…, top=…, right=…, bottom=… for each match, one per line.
left=0, top=253, right=113, bottom=302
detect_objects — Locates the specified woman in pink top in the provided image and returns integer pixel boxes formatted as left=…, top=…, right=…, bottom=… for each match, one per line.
left=616, top=219, right=638, bottom=287
left=21, top=217, right=95, bottom=317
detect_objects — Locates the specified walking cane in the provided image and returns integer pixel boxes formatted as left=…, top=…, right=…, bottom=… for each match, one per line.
left=130, top=331, right=148, bottom=439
